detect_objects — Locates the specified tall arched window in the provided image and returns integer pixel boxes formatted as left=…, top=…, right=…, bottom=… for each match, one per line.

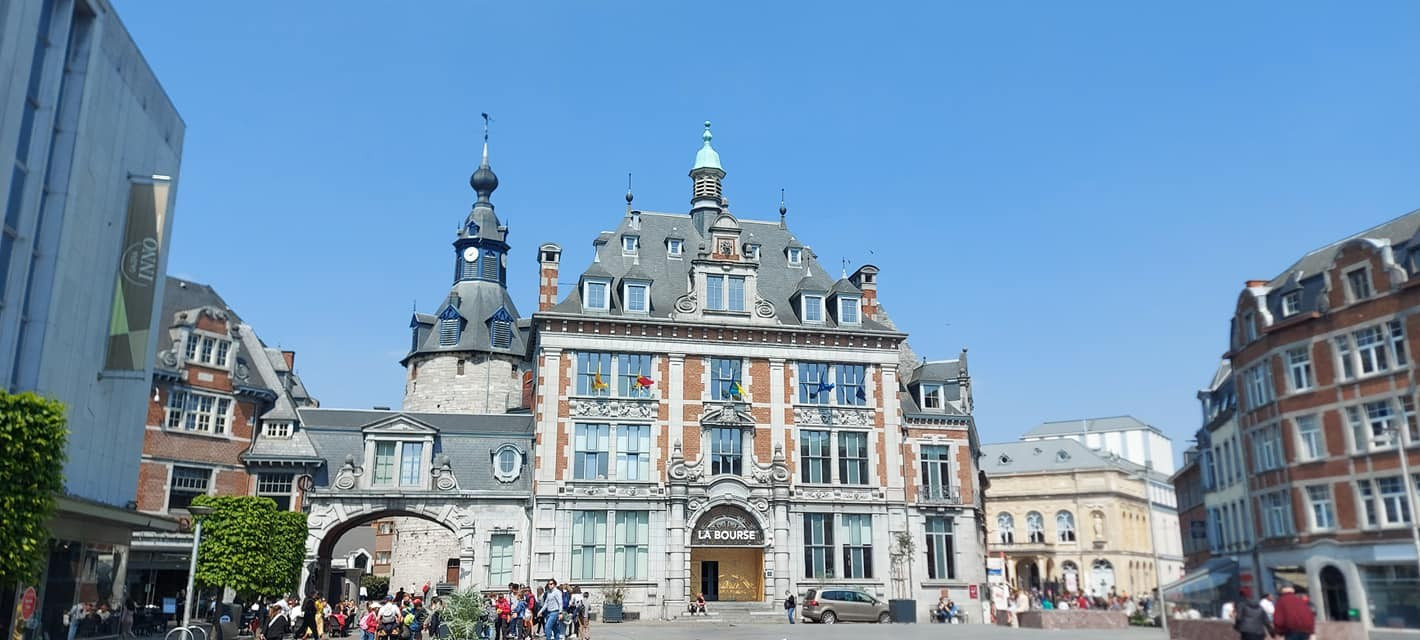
left=1026, top=511, right=1045, bottom=543
left=1057, top=510, right=1077, bottom=542
left=997, top=513, right=1015, bottom=544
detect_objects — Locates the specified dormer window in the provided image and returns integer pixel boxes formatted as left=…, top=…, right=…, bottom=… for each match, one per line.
left=437, top=306, right=462, bottom=346
left=493, top=445, right=522, bottom=483
left=186, top=334, right=232, bottom=368
left=488, top=307, right=515, bottom=349
left=706, top=275, right=746, bottom=312
left=583, top=279, right=610, bottom=311
left=1281, top=291, right=1301, bottom=317
left=922, top=383, right=943, bottom=410
left=624, top=282, right=649, bottom=313
left=787, top=247, right=803, bottom=266
left=667, top=238, right=684, bottom=257
left=622, top=235, right=639, bottom=255
left=839, top=297, right=861, bottom=325
left=802, top=295, right=824, bottom=323
left=1241, top=311, right=1257, bottom=342
left=1345, top=266, right=1372, bottom=301
left=745, top=244, right=760, bottom=260
left=264, top=421, right=292, bottom=438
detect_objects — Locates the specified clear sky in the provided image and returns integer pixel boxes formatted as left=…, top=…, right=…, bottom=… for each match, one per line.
left=114, top=1, right=1420, bottom=461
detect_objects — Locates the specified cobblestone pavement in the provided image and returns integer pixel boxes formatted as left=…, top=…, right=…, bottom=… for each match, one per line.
left=582, top=621, right=1167, bottom=640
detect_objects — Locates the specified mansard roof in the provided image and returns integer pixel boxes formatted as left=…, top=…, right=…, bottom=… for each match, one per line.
left=1021, top=415, right=1161, bottom=439
left=405, top=280, right=529, bottom=362
left=546, top=211, right=896, bottom=331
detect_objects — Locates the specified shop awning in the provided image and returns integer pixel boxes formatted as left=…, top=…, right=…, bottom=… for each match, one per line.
left=1162, top=558, right=1239, bottom=602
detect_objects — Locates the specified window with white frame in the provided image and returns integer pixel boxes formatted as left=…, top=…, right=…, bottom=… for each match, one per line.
left=488, top=534, right=514, bottom=586
left=921, top=383, right=943, bottom=410
left=1251, top=424, right=1282, bottom=471
left=804, top=513, right=834, bottom=578
left=1335, top=336, right=1356, bottom=380
left=800, top=430, right=831, bottom=483
left=1242, top=362, right=1274, bottom=410
left=583, top=279, right=610, bottom=311
left=185, top=335, right=199, bottom=361
left=615, top=425, right=650, bottom=481
left=257, top=473, right=294, bottom=510
left=571, top=511, right=607, bottom=580
left=840, top=514, right=873, bottom=578
left=1057, top=510, right=1077, bottom=542
left=997, top=513, right=1015, bottom=544
left=614, top=511, right=650, bottom=579
left=617, top=353, right=653, bottom=398
left=838, top=431, right=869, bottom=485
left=1286, top=346, right=1314, bottom=391
left=1281, top=291, right=1301, bottom=317
left=398, top=442, right=423, bottom=486
left=576, top=352, right=613, bottom=397
left=709, top=427, right=743, bottom=475
left=1242, top=311, right=1258, bottom=342
left=1391, top=319, right=1408, bottom=366
left=839, top=296, right=861, bottom=325
left=574, top=424, right=610, bottom=480
left=802, top=295, right=824, bottom=323
left=1348, top=401, right=1397, bottom=453
left=925, top=516, right=955, bottom=580
left=1345, top=266, right=1372, bottom=301
left=375, top=551, right=391, bottom=565
left=493, top=445, right=521, bottom=482
left=621, top=235, right=638, bottom=254
left=1305, top=485, right=1336, bottom=531
left=1335, top=321, right=1407, bottom=380
left=1358, top=476, right=1413, bottom=527
left=189, top=335, right=233, bottom=368
left=836, top=364, right=866, bottom=406
left=1355, top=326, right=1389, bottom=374
left=798, top=362, right=831, bottom=405
left=705, top=274, right=746, bottom=312
left=710, top=357, right=743, bottom=400
left=667, top=238, right=683, bottom=257
left=1259, top=491, right=1293, bottom=538
left=623, top=282, right=649, bottom=313
left=1026, top=511, right=1045, bottom=543
left=920, top=445, right=952, bottom=499
left=373, top=441, right=397, bottom=485
left=787, top=247, right=802, bottom=266
left=1403, top=395, right=1419, bottom=443
left=263, top=421, right=292, bottom=438
left=1295, top=414, right=1324, bottom=461
left=168, top=466, right=210, bottom=510
left=164, top=390, right=232, bottom=435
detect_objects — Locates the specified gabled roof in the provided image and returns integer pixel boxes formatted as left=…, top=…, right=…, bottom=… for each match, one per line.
left=1021, top=415, right=1161, bottom=439
left=1266, top=208, right=1420, bottom=287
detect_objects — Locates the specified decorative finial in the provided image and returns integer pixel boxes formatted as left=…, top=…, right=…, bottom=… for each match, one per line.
left=703, top=120, right=713, bottom=143
left=626, top=172, right=634, bottom=206
left=470, top=112, right=499, bottom=202
left=842, top=258, right=849, bottom=279
left=779, top=189, right=787, bottom=229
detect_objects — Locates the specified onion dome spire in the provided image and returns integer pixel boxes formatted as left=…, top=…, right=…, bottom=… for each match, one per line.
left=470, top=112, right=499, bottom=206
left=693, top=120, right=721, bottom=170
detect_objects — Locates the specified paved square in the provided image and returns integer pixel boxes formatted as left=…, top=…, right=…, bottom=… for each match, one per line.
left=583, top=621, right=1167, bottom=640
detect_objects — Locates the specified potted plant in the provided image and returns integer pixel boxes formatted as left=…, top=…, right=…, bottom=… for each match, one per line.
left=888, top=531, right=917, bottom=623
left=600, top=580, right=627, bottom=623
left=440, top=587, right=486, bottom=640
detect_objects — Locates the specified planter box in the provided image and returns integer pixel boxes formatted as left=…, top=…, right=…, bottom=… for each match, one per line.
left=1017, top=610, right=1128, bottom=630
left=888, top=599, right=916, bottom=623
left=601, top=603, right=623, bottom=623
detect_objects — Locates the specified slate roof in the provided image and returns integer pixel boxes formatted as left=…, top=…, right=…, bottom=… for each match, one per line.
left=297, top=408, right=534, bottom=435
left=406, top=280, right=529, bottom=362
left=1021, top=415, right=1161, bottom=439
left=545, top=211, right=895, bottom=331
left=1258, top=208, right=1420, bottom=321
left=980, top=439, right=1148, bottom=477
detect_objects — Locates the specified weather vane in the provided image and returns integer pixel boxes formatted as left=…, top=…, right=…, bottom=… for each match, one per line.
left=481, top=112, right=491, bottom=142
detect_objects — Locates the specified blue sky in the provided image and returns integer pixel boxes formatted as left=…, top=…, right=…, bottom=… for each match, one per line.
left=114, top=1, right=1420, bottom=461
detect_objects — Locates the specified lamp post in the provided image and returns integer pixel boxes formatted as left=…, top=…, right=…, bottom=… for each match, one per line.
left=1139, top=463, right=1169, bottom=637
left=1379, top=381, right=1420, bottom=583
left=182, top=504, right=214, bottom=629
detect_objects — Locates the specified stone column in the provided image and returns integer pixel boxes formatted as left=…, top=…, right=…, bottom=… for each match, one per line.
left=772, top=486, right=791, bottom=601
left=537, top=348, right=562, bottom=483
left=768, top=358, right=786, bottom=453
left=668, top=354, right=685, bottom=447
left=666, top=492, right=688, bottom=617
left=881, top=364, right=904, bottom=490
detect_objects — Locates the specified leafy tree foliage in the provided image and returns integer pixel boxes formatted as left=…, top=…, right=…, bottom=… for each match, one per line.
left=360, top=575, right=389, bottom=600
left=192, top=495, right=307, bottom=600
left=439, top=587, right=486, bottom=640
left=0, top=391, right=67, bottom=588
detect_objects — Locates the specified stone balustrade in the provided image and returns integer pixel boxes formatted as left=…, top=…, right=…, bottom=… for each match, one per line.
left=1016, top=610, right=1128, bottom=629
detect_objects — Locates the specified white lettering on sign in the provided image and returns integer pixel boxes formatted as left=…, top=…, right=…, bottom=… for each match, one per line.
left=696, top=529, right=758, bottom=541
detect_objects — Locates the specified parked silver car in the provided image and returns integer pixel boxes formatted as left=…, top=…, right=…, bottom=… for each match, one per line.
left=800, top=588, right=890, bottom=624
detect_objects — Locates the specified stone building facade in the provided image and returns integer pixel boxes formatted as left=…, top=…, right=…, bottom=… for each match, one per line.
left=1215, top=209, right=1420, bottom=630
left=527, top=123, right=985, bottom=620
left=982, top=436, right=1185, bottom=599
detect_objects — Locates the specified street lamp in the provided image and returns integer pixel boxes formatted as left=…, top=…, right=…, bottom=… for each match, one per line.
left=182, top=504, right=214, bottom=629
left=1375, top=413, right=1420, bottom=584
left=1138, top=463, right=1169, bottom=637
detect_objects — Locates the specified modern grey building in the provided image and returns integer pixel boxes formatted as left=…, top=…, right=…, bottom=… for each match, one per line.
left=0, top=0, right=183, bottom=637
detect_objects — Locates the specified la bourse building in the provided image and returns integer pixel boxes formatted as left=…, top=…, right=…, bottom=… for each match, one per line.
left=408, top=122, right=985, bottom=620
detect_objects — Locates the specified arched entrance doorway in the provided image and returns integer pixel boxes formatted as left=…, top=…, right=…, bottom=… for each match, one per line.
left=1016, top=560, right=1040, bottom=591
left=1319, top=565, right=1350, bottom=622
left=1089, top=559, right=1115, bottom=597
left=303, top=498, right=482, bottom=598
left=1061, top=561, right=1080, bottom=594
left=688, top=503, right=765, bottom=602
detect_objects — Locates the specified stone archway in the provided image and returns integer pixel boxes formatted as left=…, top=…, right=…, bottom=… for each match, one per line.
left=686, top=502, right=768, bottom=602
left=301, top=495, right=481, bottom=597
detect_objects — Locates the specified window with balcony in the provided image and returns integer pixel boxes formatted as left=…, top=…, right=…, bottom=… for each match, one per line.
left=1026, top=511, right=1045, bottom=543
left=1056, top=511, right=1077, bottom=542
left=800, top=430, right=831, bottom=483
left=838, top=431, right=869, bottom=485
left=925, top=516, right=956, bottom=580
left=168, top=466, right=210, bottom=511
left=919, top=444, right=952, bottom=502
left=804, top=513, right=834, bottom=578
left=1286, top=347, right=1314, bottom=391
left=709, top=427, right=744, bottom=476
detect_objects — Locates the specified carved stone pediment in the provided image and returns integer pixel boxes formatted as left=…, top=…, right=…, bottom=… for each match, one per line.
left=568, top=397, right=656, bottom=419
left=794, top=406, right=873, bottom=427
left=700, top=402, right=754, bottom=426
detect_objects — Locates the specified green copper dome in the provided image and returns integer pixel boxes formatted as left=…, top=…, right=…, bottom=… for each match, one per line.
left=692, top=121, right=722, bottom=171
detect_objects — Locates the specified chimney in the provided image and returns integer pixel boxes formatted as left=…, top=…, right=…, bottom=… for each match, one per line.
left=849, top=264, right=880, bottom=319
left=1245, top=279, right=1269, bottom=288
left=282, top=350, right=295, bottom=370
left=538, top=243, right=563, bottom=312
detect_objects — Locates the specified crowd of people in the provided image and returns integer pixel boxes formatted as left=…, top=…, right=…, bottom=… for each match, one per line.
left=1222, top=586, right=1317, bottom=640
left=481, top=580, right=589, bottom=640
left=989, top=586, right=1161, bottom=626
left=253, top=591, right=441, bottom=640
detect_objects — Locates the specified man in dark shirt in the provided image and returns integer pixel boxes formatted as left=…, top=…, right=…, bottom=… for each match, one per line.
left=1271, top=586, right=1316, bottom=640
left=301, top=594, right=321, bottom=640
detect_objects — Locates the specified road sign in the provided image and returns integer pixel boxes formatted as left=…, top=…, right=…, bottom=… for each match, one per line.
left=20, top=587, right=36, bottom=620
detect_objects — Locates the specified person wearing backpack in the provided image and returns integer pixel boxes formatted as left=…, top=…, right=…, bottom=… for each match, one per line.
left=783, top=592, right=797, bottom=624
left=1234, top=588, right=1274, bottom=640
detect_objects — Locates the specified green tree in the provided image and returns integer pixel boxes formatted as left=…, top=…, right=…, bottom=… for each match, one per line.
left=0, top=391, right=67, bottom=588
left=439, top=587, right=486, bottom=640
left=360, top=575, right=389, bottom=600
left=192, top=495, right=308, bottom=600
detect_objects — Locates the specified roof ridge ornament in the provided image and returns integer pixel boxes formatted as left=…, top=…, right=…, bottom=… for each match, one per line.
left=470, top=112, right=499, bottom=205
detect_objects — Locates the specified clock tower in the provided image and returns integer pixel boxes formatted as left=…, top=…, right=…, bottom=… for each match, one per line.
left=401, top=127, right=529, bottom=413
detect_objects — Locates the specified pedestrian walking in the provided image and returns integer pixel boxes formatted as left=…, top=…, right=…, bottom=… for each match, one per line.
left=783, top=592, right=796, bottom=624
left=1272, top=587, right=1315, bottom=640
left=541, top=580, right=564, bottom=640
left=1233, top=588, right=1273, bottom=640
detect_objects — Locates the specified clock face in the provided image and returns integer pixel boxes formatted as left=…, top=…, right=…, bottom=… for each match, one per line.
left=463, top=247, right=479, bottom=262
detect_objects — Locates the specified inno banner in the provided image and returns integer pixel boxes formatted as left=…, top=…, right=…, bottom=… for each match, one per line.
left=105, top=177, right=170, bottom=370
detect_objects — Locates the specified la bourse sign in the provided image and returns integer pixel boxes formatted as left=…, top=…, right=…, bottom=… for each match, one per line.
left=692, top=505, right=763, bottom=546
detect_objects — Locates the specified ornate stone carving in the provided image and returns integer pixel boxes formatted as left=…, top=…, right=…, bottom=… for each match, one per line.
left=333, top=455, right=363, bottom=490
left=568, top=398, right=656, bottom=419
left=752, top=498, right=769, bottom=513
left=674, top=292, right=698, bottom=314
left=754, top=297, right=776, bottom=319
left=234, top=362, right=251, bottom=382
left=431, top=455, right=459, bottom=491
left=794, top=406, right=873, bottom=427
left=160, top=349, right=178, bottom=368
left=688, top=498, right=705, bottom=512
left=307, top=503, right=339, bottom=531
left=700, top=402, right=754, bottom=426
